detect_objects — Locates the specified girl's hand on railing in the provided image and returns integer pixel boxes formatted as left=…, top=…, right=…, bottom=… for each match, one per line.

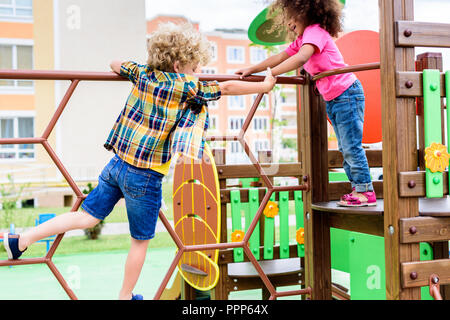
left=235, top=67, right=255, bottom=79
left=263, top=68, right=277, bottom=92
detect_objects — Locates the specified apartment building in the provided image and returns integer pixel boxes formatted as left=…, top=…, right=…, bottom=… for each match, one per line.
left=0, top=0, right=146, bottom=206
left=147, top=15, right=299, bottom=164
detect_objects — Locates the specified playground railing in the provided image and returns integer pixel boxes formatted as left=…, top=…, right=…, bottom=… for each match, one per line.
left=0, top=69, right=306, bottom=300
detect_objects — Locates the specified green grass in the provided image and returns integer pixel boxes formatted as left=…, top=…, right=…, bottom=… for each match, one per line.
left=0, top=232, right=177, bottom=260
left=0, top=180, right=176, bottom=229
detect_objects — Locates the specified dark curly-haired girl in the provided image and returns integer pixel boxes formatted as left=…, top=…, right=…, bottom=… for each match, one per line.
left=236, top=0, right=376, bottom=207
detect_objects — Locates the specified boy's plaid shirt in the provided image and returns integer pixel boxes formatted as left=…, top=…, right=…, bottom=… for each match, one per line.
left=104, top=61, right=221, bottom=168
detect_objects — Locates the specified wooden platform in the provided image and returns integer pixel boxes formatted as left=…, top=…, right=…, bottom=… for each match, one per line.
left=228, top=258, right=302, bottom=278
left=310, top=197, right=450, bottom=237
left=312, top=197, right=450, bottom=217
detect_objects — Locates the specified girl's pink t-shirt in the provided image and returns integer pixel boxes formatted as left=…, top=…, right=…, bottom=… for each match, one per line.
left=285, top=24, right=356, bottom=101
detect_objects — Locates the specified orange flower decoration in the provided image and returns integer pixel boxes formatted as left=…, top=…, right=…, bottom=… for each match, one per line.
left=296, top=227, right=305, bottom=245
left=231, top=230, right=245, bottom=242
left=263, top=201, right=279, bottom=218
left=425, top=142, right=450, bottom=173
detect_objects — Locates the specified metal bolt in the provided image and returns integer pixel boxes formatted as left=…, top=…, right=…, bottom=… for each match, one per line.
left=433, top=176, right=440, bottom=184
left=410, top=272, right=418, bottom=280
left=302, top=175, right=308, bottom=182
left=206, top=205, right=211, bottom=210
left=234, top=278, right=238, bottom=283
left=306, top=212, right=310, bottom=220
left=432, top=276, right=439, bottom=284
left=405, top=80, right=414, bottom=89
left=234, top=286, right=238, bottom=290
left=388, top=225, right=395, bottom=235
left=404, top=29, right=412, bottom=37
left=218, top=169, right=223, bottom=174
left=407, top=180, right=416, bottom=188
left=409, top=226, right=417, bottom=235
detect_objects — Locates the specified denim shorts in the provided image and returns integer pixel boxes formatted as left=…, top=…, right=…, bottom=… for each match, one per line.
left=81, top=155, right=163, bottom=240
left=326, top=79, right=373, bottom=192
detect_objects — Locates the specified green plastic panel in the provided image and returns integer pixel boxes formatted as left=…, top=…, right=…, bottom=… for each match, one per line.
left=230, top=190, right=244, bottom=262
left=348, top=232, right=433, bottom=300
left=331, top=228, right=350, bottom=273
left=247, top=188, right=260, bottom=260
left=329, top=171, right=351, bottom=273
left=294, top=190, right=304, bottom=257
left=446, top=71, right=450, bottom=192
left=240, top=178, right=259, bottom=188
left=279, top=191, right=290, bottom=259
left=423, top=69, right=443, bottom=198
left=263, top=193, right=276, bottom=260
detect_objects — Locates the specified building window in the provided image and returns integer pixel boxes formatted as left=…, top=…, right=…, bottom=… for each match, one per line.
left=228, top=96, right=245, bottom=109
left=251, top=94, right=269, bottom=109
left=0, top=0, right=33, bottom=19
left=229, top=141, right=242, bottom=154
left=228, top=117, right=244, bottom=131
left=209, top=115, right=218, bottom=131
left=209, top=42, right=218, bottom=61
left=253, top=117, right=269, bottom=131
left=0, top=44, right=33, bottom=88
left=201, top=67, right=217, bottom=75
left=254, top=139, right=270, bottom=153
left=250, top=47, right=267, bottom=64
left=0, top=115, right=35, bottom=160
left=227, top=46, right=245, bottom=64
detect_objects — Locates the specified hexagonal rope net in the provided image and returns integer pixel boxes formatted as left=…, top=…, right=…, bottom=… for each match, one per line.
left=0, top=70, right=307, bottom=300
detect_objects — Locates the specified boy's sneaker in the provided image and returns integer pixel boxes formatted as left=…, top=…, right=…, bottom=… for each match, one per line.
left=3, top=233, right=26, bottom=260
left=131, top=293, right=143, bottom=300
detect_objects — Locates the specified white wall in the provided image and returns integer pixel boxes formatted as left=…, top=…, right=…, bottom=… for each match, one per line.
left=54, top=0, right=147, bottom=181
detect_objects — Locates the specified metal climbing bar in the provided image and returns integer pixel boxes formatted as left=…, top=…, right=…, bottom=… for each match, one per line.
left=0, top=68, right=306, bottom=300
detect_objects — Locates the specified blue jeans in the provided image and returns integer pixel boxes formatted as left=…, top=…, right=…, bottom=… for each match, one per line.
left=326, top=80, right=373, bottom=193
left=81, top=155, right=163, bottom=240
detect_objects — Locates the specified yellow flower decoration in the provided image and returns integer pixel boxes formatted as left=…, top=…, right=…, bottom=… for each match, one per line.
left=263, top=201, right=279, bottom=218
left=296, top=227, right=305, bottom=245
left=425, top=142, right=450, bottom=173
left=231, top=230, right=245, bottom=242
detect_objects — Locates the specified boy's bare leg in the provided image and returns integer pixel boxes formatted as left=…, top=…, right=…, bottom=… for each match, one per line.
left=119, top=238, right=150, bottom=300
left=18, top=211, right=100, bottom=252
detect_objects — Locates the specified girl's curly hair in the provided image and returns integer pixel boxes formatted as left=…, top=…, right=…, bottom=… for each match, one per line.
left=147, top=22, right=212, bottom=72
left=268, top=0, right=344, bottom=39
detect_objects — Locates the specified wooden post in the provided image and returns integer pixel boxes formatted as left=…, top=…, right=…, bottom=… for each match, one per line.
left=379, top=0, right=421, bottom=299
left=415, top=52, right=450, bottom=299
left=257, top=150, right=272, bottom=300
left=211, top=148, right=228, bottom=300
left=300, top=75, right=331, bottom=299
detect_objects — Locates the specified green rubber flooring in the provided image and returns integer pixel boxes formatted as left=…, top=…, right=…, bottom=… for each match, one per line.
left=0, top=248, right=306, bottom=300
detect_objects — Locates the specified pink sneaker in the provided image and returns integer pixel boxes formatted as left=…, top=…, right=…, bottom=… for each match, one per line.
left=340, top=188, right=356, bottom=202
left=337, top=191, right=377, bottom=207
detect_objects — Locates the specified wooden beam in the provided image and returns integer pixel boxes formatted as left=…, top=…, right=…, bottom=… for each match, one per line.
left=396, top=21, right=450, bottom=48
left=215, top=162, right=302, bottom=179
left=398, top=171, right=449, bottom=197
left=328, top=212, right=384, bottom=237
left=400, top=216, right=450, bottom=243
left=401, top=259, right=450, bottom=288
left=380, top=0, right=421, bottom=300
left=300, top=76, right=332, bottom=300
left=220, top=188, right=299, bottom=204
left=328, top=149, right=383, bottom=168
left=396, top=71, right=446, bottom=97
